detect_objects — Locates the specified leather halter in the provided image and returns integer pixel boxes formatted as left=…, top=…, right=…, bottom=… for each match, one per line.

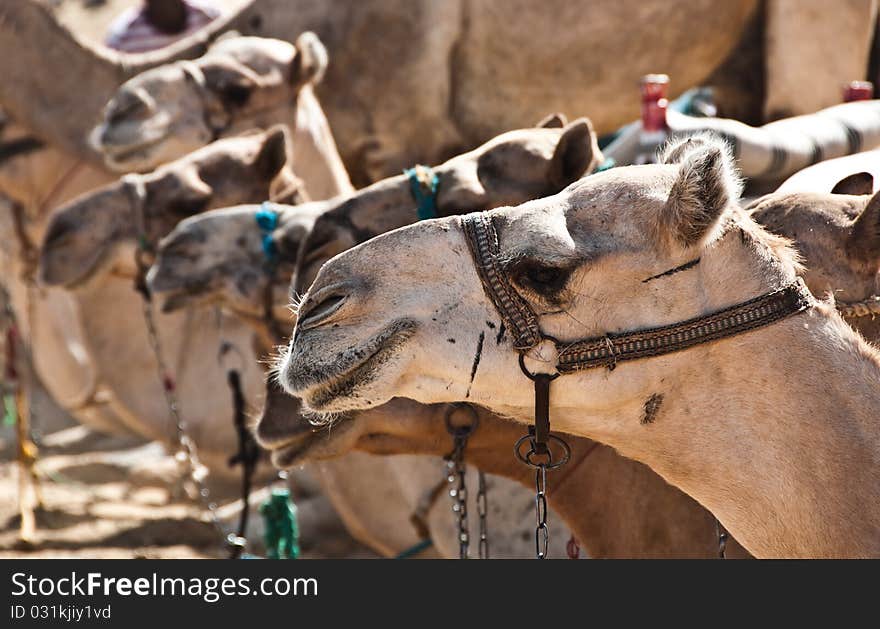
left=460, top=211, right=815, bottom=457
left=462, top=211, right=814, bottom=371
left=179, top=61, right=230, bottom=143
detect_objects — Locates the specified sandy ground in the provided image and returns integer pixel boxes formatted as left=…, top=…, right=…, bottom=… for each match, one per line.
left=0, top=419, right=379, bottom=559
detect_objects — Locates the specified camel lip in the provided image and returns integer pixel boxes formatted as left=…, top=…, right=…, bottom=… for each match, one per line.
left=286, top=319, right=417, bottom=411
left=157, top=289, right=199, bottom=313
left=97, top=129, right=169, bottom=170
left=147, top=269, right=215, bottom=313
left=266, top=420, right=357, bottom=468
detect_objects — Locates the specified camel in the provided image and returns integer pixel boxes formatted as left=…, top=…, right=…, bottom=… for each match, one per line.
left=605, top=101, right=880, bottom=184
left=147, top=116, right=602, bottom=326
left=776, top=149, right=880, bottom=195
left=749, top=193, right=880, bottom=342
left=37, top=127, right=302, bottom=468
left=279, top=135, right=880, bottom=557
left=9, top=0, right=874, bottom=185
left=92, top=33, right=353, bottom=201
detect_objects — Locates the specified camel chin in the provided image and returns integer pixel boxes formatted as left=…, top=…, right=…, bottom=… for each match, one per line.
left=268, top=419, right=362, bottom=469
left=89, top=116, right=176, bottom=173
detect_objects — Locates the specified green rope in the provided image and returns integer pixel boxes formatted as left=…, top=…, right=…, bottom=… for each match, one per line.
left=2, top=393, right=15, bottom=427
left=394, top=538, right=433, bottom=559
left=404, top=165, right=440, bottom=220
left=259, top=487, right=300, bottom=559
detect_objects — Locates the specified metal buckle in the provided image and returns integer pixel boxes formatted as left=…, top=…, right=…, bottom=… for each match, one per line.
left=514, top=432, right=571, bottom=470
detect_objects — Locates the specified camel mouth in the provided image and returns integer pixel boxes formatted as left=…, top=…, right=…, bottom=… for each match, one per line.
left=157, top=289, right=202, bottom=313
left=284, top=319, right=417, bottom=412
left=265, top=419, right=358, bottom=469
left=147, top=267, right=217, bottom=313
left=151, top=281, right=213, bottom=313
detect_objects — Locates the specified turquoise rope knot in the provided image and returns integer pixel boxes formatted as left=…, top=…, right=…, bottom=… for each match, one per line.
left=259, top=487, right=300, bottom=559
left=256, top=202, right=279, bottom=264
left=404, top=165, right=440, bottom=220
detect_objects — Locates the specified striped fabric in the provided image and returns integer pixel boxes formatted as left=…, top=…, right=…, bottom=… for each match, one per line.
left=105, top=1, right=220, bottom=53
left=604, top=100, right=880, bottom=183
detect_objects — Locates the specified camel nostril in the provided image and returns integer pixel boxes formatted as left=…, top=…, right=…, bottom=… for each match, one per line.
left=298, top=294, right=348, bottom=329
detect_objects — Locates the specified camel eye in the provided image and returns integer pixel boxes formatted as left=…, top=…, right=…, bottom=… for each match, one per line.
left=221, top=83, right=252, bottom=107
left=513, top=260, right=572, bottom=298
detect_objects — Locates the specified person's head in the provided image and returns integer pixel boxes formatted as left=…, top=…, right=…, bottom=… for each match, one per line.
left=146, top=0, right=188, bottom=34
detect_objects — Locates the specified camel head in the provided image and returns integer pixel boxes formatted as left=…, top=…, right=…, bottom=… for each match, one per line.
left=293, top=116, right=602, bottom=293
left=93, top=33, right=327, bottom=172
left=40, top=126, right=303, bottom=288
left=749, top=186, right=880, bottom=304
left=147, top=202, right=325, bottom=317
left=278, top=134, right=800, bottom=426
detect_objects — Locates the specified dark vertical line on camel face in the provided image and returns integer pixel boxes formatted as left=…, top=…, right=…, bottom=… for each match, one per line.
left=465, top=331, right=485, bottom=398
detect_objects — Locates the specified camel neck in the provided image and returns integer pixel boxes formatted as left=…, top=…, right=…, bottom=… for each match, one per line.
left=518, top=219, right=880, bottom=556
left=289, top=88, right=353, bottom=200
left=550, top=306, right=880, bottom=557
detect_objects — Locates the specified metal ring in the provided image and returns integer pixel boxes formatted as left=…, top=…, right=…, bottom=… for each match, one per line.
left=514, top=433, right=571, bottom=470
left=518, top=337, right=561, bottom=382
left=444, top=403, right=480, bottom=437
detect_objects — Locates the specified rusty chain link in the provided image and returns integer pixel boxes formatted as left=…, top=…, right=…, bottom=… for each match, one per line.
left=443, top=404, right=489, bottom=559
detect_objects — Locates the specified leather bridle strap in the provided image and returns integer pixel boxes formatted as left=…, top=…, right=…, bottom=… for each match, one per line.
left=461, top=210, right=815, bottom=453
left=461, top=211, right=815, bottom=369
left=179, top=61, right=230, bottom=142
left=555, top=279, right=813, bottom=373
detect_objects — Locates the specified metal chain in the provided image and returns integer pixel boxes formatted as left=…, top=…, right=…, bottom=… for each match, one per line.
left=476, top=470, right=489, bottom=559
left=138, top=296, right=223, bottom=536
left=715, top=518, right=729, bottom=559
left=515, top=428, right=571, bottom=559
left=128, top=178, right=227, bottom=551
left=534, top=463, right=549, bottom=559
left=443, top=404, right=486, bottom=559
left=446, top=452, right=469, bottom=559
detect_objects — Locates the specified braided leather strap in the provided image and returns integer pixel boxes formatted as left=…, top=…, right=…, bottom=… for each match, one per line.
left=461, top=213, right=543, bottom=350
left=837, top=295, right=880, bottom=319
left=556, top=279, right=814, bottom=373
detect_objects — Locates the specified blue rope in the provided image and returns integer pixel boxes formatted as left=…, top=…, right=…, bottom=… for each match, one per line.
left=595, top=157, right=616, bottom=172
left=255, top=202, right=279, bottom=264
left=394, top=538, right=433, bottom=559
left=404, top=165, right=440, bottom=220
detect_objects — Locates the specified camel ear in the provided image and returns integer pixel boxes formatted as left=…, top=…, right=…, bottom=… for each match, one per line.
left=660, top=134, right=716, bottom=165
left=847, top=190, right=880, bottom=264
left=291, top=32, right=328, bottom=87
left=547, top=118, right=601, bottom=189
left=536, top=113, right=567, bottom=128
left=662, top=137, right=741, bottom=248
left=255, top=126, right=290, bottom=181
left=831, top=172, right=874, bottom=196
